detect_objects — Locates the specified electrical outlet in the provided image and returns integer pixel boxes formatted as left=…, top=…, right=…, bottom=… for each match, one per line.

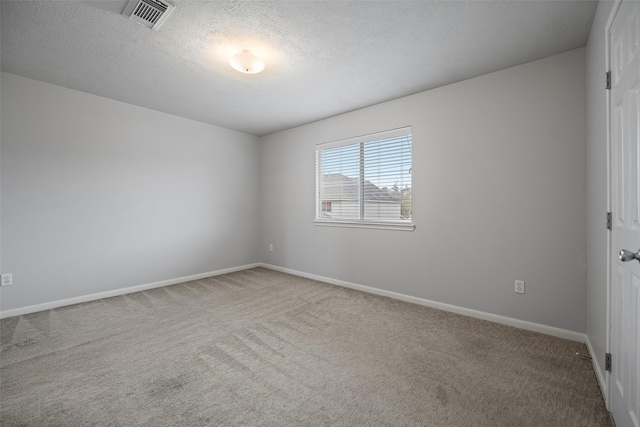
left=1, top=274, right=13, bottom=287
left=269, top=244, right=273, bottom=252
left=515, top=280, right=525, bottom=294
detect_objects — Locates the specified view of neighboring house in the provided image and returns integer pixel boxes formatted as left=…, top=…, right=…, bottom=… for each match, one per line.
left=320, top=173, right=404, bottom=221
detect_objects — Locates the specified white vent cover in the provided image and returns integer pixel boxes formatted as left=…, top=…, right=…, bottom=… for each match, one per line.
left=124, top=0, right=175, bottom=31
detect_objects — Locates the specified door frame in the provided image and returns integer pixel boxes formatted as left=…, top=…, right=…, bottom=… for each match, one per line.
left=605, top=0, right=623, bottom=410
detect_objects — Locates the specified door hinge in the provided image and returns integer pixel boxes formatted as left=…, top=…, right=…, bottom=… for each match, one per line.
left=607, top=212, right=612, bottom=230
left=605, top=353, right=612, bottom=372
left=606, top=71, right=612, bottom=90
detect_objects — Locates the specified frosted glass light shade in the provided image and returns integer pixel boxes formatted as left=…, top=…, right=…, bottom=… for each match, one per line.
left=229, top=51, right=265, bottom=74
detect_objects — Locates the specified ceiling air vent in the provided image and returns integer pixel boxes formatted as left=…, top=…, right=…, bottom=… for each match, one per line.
left=123, top=0, right=175, bottom=31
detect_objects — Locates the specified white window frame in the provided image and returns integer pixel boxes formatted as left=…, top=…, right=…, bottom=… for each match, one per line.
left=314, top=126, right=414, bottom=231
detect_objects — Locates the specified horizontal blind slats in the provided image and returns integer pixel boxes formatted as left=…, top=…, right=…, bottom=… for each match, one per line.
left=316, top=127, right=412, bottom=224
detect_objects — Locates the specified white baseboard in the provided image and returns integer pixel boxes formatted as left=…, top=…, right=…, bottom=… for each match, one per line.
left=585, top=335, right=609, bottom=403
left=0, top=263, right=261, bottom=319
left=260, top=263, right=587, bottom=343
left=2, top=262, right=587, bottom=344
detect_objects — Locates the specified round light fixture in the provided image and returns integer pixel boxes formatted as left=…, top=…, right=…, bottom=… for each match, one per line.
left=229, top=50, right=265, bottom=74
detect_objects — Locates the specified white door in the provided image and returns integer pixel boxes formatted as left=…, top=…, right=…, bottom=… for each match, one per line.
left=610, top=2, right=640, bottom=426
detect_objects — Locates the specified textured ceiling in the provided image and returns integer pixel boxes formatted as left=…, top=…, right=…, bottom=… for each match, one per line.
left=1, top=0, right=598, bottom=136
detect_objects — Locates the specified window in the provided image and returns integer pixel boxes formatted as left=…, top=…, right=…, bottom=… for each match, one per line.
left=315, top=126, right=413, bottom=231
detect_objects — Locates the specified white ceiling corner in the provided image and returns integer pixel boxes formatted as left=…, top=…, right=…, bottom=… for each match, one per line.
left=0, top=0, right=598, bottom=136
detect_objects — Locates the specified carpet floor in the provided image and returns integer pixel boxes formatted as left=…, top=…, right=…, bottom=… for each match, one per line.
left=1, top=267, right=610, bottom=426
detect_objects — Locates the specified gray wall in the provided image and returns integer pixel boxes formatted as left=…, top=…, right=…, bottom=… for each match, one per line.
left=586, top=0, right=615, bottom=392
left=1, top=47, right=593, bottom=335
left=0, top=72, right=261, bottom=311
left=260, top=49, right=588, bottom=333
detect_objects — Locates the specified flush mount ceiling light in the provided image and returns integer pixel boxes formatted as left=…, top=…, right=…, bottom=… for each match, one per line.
left=229, top=50, right=265, bottom=74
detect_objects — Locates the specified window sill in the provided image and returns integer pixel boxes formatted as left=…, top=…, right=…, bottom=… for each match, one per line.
left=313, top=220, right=415, bottom=231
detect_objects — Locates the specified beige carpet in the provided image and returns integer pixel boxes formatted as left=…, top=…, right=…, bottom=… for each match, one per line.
left=1, top=267, right=610, bottom=426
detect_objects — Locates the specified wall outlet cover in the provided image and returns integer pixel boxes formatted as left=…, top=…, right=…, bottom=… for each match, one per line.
left=1, top=274, right=13, bottom=287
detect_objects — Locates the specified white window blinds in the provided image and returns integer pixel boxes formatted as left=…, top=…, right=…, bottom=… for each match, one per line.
left=315, top=127, right=413, bottom=231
